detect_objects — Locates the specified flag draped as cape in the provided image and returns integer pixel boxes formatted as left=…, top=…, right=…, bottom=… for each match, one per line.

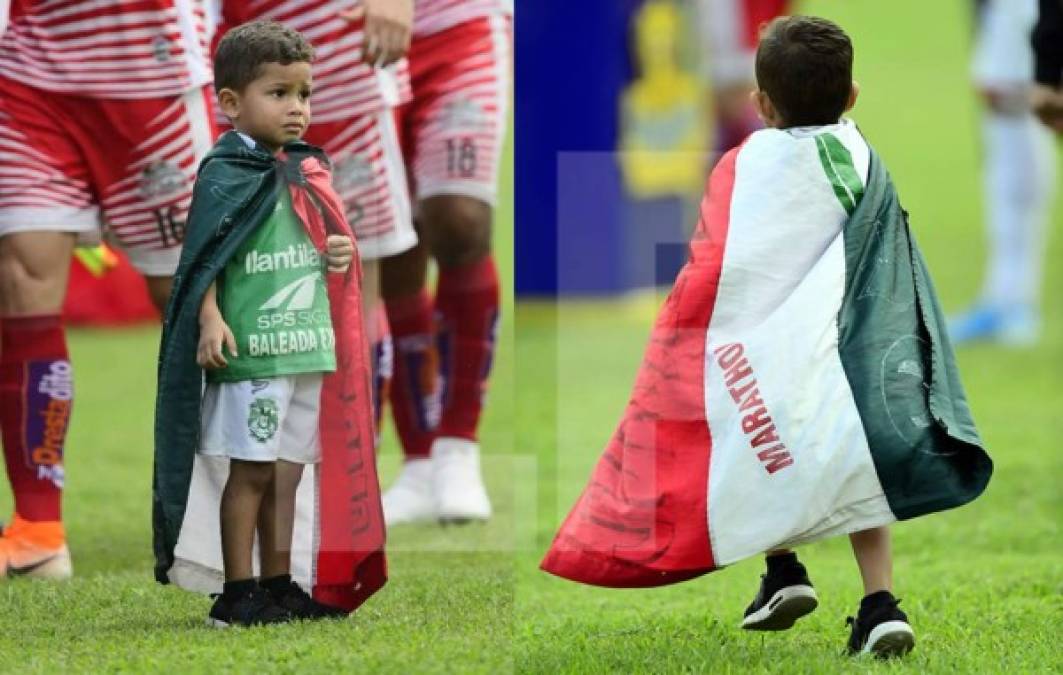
left=542, top=122, right=992, bottom=588
left=153, top=131, right=385, bottom=611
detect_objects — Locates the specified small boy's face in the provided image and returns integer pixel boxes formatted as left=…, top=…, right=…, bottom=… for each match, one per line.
left=219, top=61, right=313, bottom=152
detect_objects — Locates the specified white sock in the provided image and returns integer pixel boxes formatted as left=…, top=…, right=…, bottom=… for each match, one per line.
left=981, top=111, right=1056, bottom=312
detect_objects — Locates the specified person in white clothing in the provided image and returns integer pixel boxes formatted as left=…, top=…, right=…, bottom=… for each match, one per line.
left=950, top=0, right=1057, bottom=345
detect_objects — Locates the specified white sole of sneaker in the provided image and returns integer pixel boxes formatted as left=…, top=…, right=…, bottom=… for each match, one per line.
left=206, top=617, right=231, bottom=629
left=5, top=551, right=73, bottom=580
left=863, top=620, right=915, bottom=657
left=741, top=585, right=819, bottom=631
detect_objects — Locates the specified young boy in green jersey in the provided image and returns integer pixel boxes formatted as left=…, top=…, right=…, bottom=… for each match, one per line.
left=182, top=21, right=358, bottom=628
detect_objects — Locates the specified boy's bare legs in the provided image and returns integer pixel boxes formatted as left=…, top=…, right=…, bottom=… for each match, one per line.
left=219, top=460, right=274, bottom=581
left=849, top=526, right=892, bottom=595
left=210, top=459, right=290, bottom=627
left=255, top=458, right=347, bottom=619
left=845, top=526, right=914, bottom=656
left=257, top=459, right=304, bottom=578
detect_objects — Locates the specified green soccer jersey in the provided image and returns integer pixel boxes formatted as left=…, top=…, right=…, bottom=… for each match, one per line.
left=207, top=190, right=336, bottom=383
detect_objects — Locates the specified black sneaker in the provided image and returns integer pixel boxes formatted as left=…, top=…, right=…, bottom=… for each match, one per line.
left=207, top=586, right=291, bottom=628
left=741, top=554, right=819, bottom=630
left=266, top=578, right=348, bottom=621
left=846, top=592, right=915, bottom=657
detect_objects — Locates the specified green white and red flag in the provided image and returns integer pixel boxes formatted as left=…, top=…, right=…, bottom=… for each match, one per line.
left=542, top=120, right=992, bottom=587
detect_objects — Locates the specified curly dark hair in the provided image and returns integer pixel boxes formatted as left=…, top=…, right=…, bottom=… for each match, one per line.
left=213, top=20, right=315, bottom=93
left=755, top=16, right=854, bottom=127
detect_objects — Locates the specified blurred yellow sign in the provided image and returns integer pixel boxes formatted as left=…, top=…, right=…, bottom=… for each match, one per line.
left=620, top=0, right=707, bottom=198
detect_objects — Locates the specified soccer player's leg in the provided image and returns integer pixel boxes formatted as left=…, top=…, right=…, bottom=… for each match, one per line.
left=381, top=241, right=439, bottom=524
left=389, top=15, right=510, bottom=524
left=0, top=77, right=100, bottom=580
left=0, top=234, right=77, bottom=580
left=965, top=109, right=1056, bottom=344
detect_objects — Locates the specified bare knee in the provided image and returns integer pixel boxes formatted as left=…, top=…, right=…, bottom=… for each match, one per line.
left=226, top=460, right=275, bottom=495
left=381, top=241, right=430, bottom=300
left=273, top=460, right=305, bottom=497
left=419, top=195, right=492, bottom=269
left=144, top=275, right=173, bottom=314
left=0, top=233, right=76, bottom=315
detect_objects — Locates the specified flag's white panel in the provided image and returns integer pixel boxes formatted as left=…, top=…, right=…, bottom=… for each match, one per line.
left=703, top=122, right=894, bottom=566
left=170, top=455, right=318, bottom=593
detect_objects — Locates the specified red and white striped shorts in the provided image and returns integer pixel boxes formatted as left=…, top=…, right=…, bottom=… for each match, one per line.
left=302, top=110, right=416, bottom=261
left=0, top=77, right=215, bottom=276
left=402, top=14, right=511, bottom=205
left=696, top=0, right=791, bottom=86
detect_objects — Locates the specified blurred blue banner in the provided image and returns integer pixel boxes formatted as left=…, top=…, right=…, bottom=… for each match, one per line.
left=515, top=0, right=641, bottom=296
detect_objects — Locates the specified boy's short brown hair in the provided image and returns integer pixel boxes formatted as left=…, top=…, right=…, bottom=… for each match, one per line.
left=213, top=20, right=314, bottom=93
left=755, top=16, right=853, bottom=127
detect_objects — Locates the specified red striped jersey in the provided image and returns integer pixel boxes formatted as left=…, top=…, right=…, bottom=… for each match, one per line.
left=413, top=0, right=511, bottom=38
left=0, top=0, right=213, bottom=99
left=220, top=1, right=411, bottom=122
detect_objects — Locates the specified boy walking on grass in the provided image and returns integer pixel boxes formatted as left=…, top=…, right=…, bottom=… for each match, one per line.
left=542, top=16, right=991, bottom=658
left=153, top=20, right=386, bottom=628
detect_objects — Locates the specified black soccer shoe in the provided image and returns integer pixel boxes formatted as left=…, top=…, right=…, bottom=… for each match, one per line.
left=845, top=592, right=915, bottom=657
left=741, top=555, right=819, bottom=631
left=207, top=587, right=291, bottom=629
left=267, top=578, right=349, bottom=621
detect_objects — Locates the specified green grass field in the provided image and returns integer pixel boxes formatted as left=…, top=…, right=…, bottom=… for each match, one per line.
left=3, top=0, right=1062, bottom=672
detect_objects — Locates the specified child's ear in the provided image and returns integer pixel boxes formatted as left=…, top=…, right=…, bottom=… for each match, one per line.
left=750, top=89, right=780, bottom=128
left=217, top=88, right=240, bottom=120
left=845, top=81, right=860, bottom=112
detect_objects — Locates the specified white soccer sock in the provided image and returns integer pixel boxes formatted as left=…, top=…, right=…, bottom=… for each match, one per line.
left=981, top=111, right=1057, bottom=312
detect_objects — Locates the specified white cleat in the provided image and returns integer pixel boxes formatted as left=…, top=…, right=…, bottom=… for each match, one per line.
left=382, top=458, right=436, bottom=526
left=432, top=437, right=491, bottom=523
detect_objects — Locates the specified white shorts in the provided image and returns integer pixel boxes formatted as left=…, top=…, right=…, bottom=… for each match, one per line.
left=199, top=374, right=323, bottom=465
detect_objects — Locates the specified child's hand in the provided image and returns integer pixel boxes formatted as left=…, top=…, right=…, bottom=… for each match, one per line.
left=197, top=315, right=237, bottom=369
left=325, top=235, right=354, bottom=273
